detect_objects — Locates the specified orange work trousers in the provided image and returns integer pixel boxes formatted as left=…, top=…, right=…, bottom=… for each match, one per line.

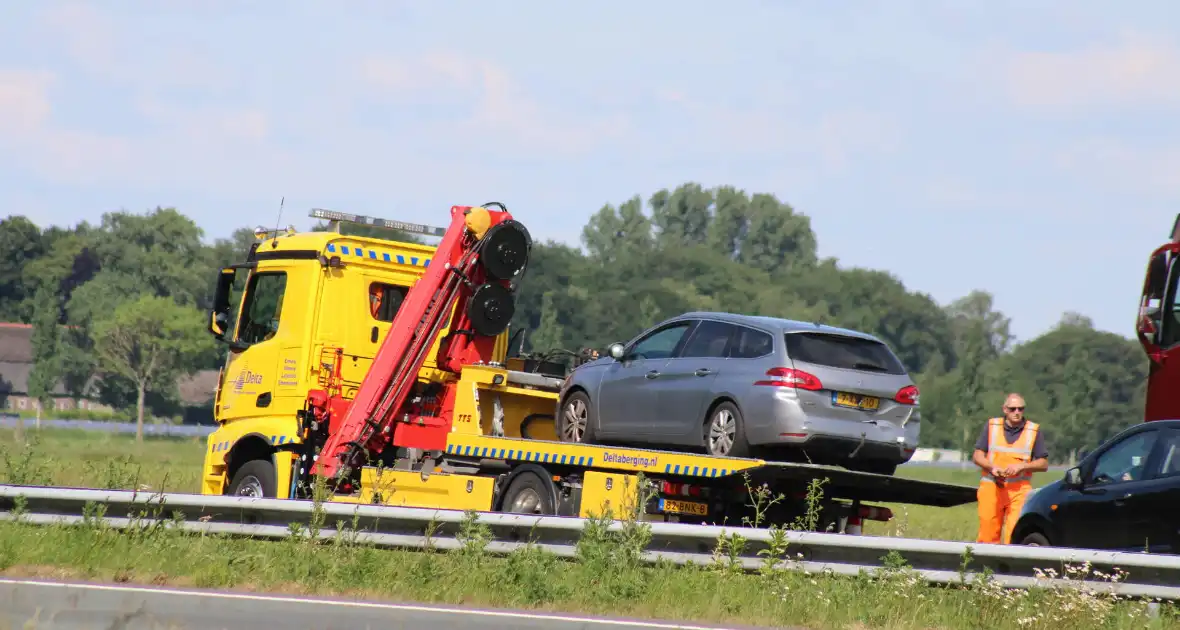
left=976, top=479, right=1031, bottom=544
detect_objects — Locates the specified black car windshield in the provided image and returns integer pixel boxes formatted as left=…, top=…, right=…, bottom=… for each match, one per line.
left=784, top=332, right=907, bottom=374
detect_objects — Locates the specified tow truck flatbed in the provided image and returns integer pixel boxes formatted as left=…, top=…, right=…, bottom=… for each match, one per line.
left=439, top=433, right=977, bottom=510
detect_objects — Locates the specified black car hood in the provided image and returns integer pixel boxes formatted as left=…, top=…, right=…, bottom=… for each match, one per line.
left=1023, top=477, right=1065, bottom=514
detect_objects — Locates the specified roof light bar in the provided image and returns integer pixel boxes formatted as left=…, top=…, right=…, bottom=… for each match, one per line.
left=308, top=208, right=447, bottom=237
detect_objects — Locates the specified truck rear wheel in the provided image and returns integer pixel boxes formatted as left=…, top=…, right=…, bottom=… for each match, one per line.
left=227, top=459, right=277, bottom=498
left=499, top=471, right=557, bottom=515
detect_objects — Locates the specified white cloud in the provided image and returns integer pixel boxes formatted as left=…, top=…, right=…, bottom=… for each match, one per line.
left=36, top=1, right=229, bottom=91
left=137, top=97, right=271, bottom=143
left=0, top=68, right=136, bottom=186
left=1054, top=137, right=1180, bottom=196
left=998, top=31, right=1180, bottom=111
left=0, top=70, right=53, bottom=133
left=356, top=52, right=630, bottom=155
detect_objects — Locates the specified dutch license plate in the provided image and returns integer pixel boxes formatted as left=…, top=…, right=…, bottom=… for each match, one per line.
left=832, top=391, right=880, bottom=411
left=660, top=498, right=709, bottom=516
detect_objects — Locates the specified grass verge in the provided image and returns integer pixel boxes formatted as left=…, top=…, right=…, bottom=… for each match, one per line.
left=0, top=490, right=1177, bottom=630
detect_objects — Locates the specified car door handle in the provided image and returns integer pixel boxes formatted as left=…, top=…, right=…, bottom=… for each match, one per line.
left=645, top=370, right=661, bottom=379
left=694, top=368, right=713, bottom=377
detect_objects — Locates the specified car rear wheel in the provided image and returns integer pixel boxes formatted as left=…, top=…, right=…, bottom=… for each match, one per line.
left=704, top=401, right=750, bottom=458
left=1020, top=531, right=1050, bottom=546
left=558, top=390, right=597, bottom=444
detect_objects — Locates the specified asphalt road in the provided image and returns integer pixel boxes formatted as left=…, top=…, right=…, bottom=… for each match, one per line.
left=0, top=578, right=766, bottom=630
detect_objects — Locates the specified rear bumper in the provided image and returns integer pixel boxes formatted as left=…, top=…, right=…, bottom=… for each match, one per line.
left=743, top=389, right=919, bottom=465
left=764, top=433, right=917, bottom=466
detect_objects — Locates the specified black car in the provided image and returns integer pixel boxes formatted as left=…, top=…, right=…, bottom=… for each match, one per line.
left=1012, top=419, right=1180, bottom=553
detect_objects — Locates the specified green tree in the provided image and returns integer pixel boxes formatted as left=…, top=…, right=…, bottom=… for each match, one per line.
left=0, top=215, right=45, bottom=322
left=92, top=296, right=215, bottom=443
left=27, top=287, right=64, bottom=419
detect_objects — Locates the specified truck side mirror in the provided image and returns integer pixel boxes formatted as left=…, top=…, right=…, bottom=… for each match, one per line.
left=209, top=267, right=239, bottom=341
left=608, top=342, right=625, bottom=360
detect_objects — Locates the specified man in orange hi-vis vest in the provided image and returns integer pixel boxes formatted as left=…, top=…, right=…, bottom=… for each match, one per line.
left=972, top=393, right=1050, bottom=544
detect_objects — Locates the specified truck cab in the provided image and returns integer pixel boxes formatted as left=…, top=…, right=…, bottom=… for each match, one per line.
left=1136, top=213, right=1180, bottom=422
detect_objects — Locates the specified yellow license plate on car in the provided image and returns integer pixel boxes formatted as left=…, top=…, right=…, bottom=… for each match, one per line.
left=660, top=498, right=709, bottom=516
left=833, top=391, right=880, bottom=411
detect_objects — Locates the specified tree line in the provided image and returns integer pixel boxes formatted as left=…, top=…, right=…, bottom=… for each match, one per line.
left=0, top=183, right=1148, bottom=458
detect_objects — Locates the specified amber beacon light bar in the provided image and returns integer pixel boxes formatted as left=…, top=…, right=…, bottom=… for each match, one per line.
left=309, top=207, right=448, bottom=238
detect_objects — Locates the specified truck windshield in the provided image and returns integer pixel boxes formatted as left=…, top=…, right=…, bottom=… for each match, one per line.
left=784, top=332, right=907, bottom=375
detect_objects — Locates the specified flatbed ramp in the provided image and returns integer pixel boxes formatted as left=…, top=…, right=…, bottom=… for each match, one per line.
left=441, top=433, right=977, bottom=510
left=741, top=462, right=977, bottom=508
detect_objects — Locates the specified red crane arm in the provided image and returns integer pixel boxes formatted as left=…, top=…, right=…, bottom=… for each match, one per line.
left=311, top=204, right=529, bottom=483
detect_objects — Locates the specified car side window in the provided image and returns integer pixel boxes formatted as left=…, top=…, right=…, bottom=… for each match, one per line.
left=730, top=326, right=773, bottom=359
left=627, top=322, right=693, bottom=360
left=1088, top=430, right=1160, bottom=486
left=679, top=320, right=734, bottom=358
left=1149, top=429, right=1180, bottom=479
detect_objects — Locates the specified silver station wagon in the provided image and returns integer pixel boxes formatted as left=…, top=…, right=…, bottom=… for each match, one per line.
left=556, top=311, right=921, bottom=475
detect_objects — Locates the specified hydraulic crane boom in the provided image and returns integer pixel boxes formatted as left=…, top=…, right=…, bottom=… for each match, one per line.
left=307, top=204, right=531, bottom=487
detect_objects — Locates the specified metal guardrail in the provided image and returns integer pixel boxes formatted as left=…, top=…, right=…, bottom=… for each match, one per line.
left=0, top=417, right=217, bottom=437
left=0, top=484, right=1177, bottom=600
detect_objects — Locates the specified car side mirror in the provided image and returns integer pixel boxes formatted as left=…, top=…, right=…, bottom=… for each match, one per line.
left=607, top=342, right=625, bottom=360
left=1063, top=467, right=1083, bottom=488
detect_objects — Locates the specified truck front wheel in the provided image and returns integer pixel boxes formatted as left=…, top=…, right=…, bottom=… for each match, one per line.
left=227, top=459, right=277, bottom=498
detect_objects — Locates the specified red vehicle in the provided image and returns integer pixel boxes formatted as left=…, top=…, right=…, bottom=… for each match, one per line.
left=1136, top=214, right=1180, bottom=422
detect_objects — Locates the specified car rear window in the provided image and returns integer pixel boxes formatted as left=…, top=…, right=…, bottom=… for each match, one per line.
left=784, top=332, right=907, bottom=374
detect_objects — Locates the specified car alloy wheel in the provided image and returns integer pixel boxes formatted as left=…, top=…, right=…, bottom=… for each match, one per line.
left=562, top=396, right=588, bottom=442
left=708, top=408, right=736, bottom=456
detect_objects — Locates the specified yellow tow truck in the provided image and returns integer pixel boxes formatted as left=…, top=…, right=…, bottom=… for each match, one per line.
left=201, top=206, right=976, bottom=533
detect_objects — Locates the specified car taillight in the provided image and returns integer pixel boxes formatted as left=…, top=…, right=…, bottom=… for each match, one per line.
left=755, top=367, right=822, bottom=391
left=661, top=481, right=703, bottom=497
left=895, top=385, right=919, bottom=405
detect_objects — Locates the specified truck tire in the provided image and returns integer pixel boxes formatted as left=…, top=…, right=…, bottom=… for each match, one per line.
left=558, top=390, right=596, bottom=444
left=227, top=459, right=277, bottom=498
left=499, top=471, right=557, bottom=515
left=704, top=401, right=750, bottom=458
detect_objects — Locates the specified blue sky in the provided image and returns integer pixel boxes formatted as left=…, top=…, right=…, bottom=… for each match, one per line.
left=2, top=1, right=1179, bottom=344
